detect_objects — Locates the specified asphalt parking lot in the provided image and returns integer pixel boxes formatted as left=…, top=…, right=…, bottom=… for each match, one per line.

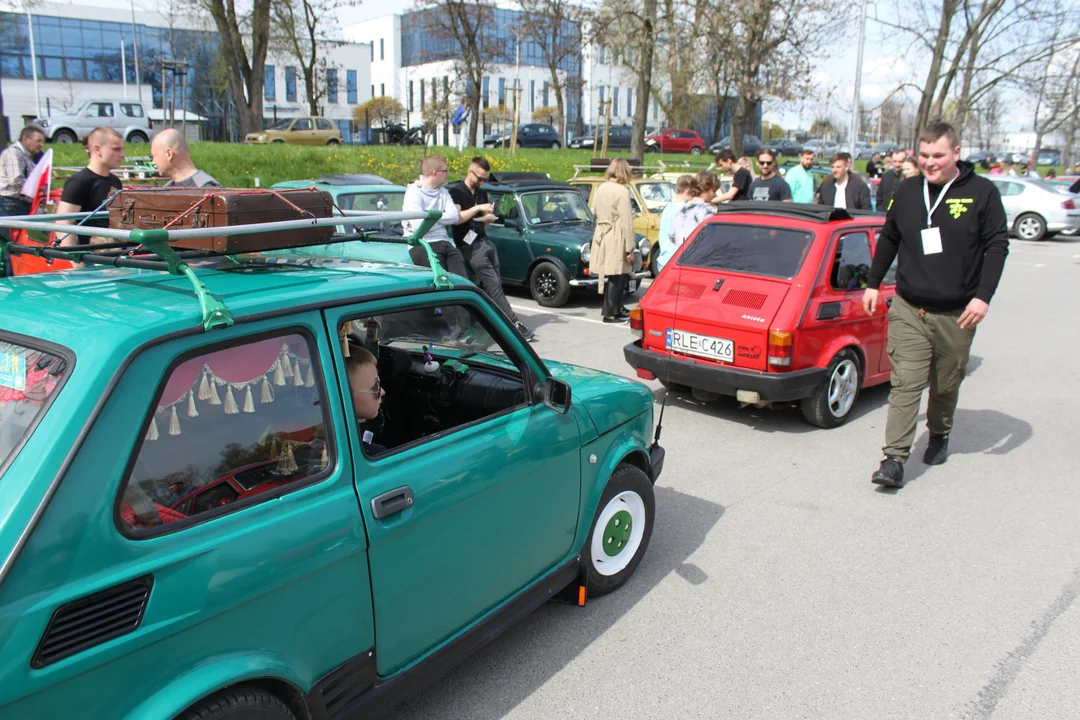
left=395, top=236, right=1080, bottom=720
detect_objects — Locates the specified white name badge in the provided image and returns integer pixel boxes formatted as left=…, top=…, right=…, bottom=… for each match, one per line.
left=463, top=230, right=478, bottom=245
left=921, top=227, right=943, bottom=255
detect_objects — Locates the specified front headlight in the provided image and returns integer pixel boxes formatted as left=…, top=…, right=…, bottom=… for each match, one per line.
left=37, top=119, right=49, bottom=128
left=580, top=242, right=591, bottom=263
left=583, top=139, right=594, bottom=146
left=638, top=237, right=651, bottom=256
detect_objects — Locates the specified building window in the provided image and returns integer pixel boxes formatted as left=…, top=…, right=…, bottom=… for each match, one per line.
left=482, top=76, right=489, bottom=109
left=598, top=45, right=606, bottom=64
left=285, top=67, right=297, bottom=102
left=380, top=83, right=385, bottom=97
left=264, top=65, right=275, bottom=101
left=613, top=86, right=619, bottom=116
left=543, top=82, right=549, bottom=107
left=530, top=79, right=535, bottom=112
left=498, top=77, right=505, bottom=106
left=408, top=81, right=414, bottom=111
left=652, top=97, right=659, bottom=120
left=347, top=69, right=357, bottom=103
left=327, top=68, right=338, bottom=103
left=420, top=78, right=425, bottom=109
left=627, top=87, right=632, bottom=117
left=380, top=38, right=385, bottom=61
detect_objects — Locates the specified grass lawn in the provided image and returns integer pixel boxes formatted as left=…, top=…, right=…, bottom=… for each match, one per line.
left=43, top=142, right=713, bottom=187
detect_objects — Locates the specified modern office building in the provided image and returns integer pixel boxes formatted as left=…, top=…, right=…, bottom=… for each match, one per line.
left=345, top=5, right=666, bottom=143
left=0, top=2, right=372, bottom=141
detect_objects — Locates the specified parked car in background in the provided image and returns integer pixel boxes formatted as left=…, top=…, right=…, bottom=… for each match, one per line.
left=645, top=128, right=707, bottom=155
left=802, top=139, right=841, bottom=157
left=1037, top=149, right=1061, bottom=166
left=569, top=125, right=633, bottom=150
left=851, top=142, right=875, bottom=160
left=570, top=175, right=676, bottom=274
left=986, top=175, right=1080, bottom=241
left=244, top=116, right=342, bottom=145
left=708, top=135, right=764, bottom=157
left=966, top=150, right=997, bottom=168
left=769, top=138, right=804, bottom=157
left=624, top=203, right=890, bottom=428
left=483, top=174, right=649, bottom=306
left=34, top=98, right=154, bottom=144
left=483, top=123, right=562, bottom=149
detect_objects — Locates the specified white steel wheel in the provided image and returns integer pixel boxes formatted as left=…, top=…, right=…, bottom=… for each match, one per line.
left=583, top=464, right=655, bottom=597
left=590, top=490, right=647, bottom=576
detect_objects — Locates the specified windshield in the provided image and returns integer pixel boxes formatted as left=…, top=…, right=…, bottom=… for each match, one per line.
left=519, top=191, right=592, bottom=225
left=677, top=223, right=815, bottom=279
left=344, top=307, right=504, bottom=360
left=0, top=342, right=68, bottom=469
left=637, top=182, right=674, bottom=212
left=269, top=119, right=293, bottom=130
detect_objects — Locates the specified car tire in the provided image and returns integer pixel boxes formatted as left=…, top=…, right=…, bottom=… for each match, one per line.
left=551, top=141, right=561, bottom=149
left=583, top=464, right=655, bottom=598
left=52, top=129, right=77, bottom=144
left=127, top=131, right=148, bottom=144
left=1015, top=212, right=1047, bottom=241
left=326, top=138, right=340, bottom=145
left=690, top=146, right=703, bottom=156
left=649, top=248, right=659, bottom=277
left=801, top=348, right=861, bottom=428
left=529, top=261, right=571, bottom=307
left=178, top=687, right=295, bottom=720
left=271, top=139, right=285, bottom=144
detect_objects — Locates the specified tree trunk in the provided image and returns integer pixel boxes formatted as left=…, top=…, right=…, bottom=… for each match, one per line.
left=206, top=0, right=270, bottom=138
left=915, top=0, right=959, bottom=145
left=306, top=67, right=318, bottom=116
left=630, top=0, right=657, bottom=162
left=731, top=91, right=749, bottom=157
left=550, top=67, right=566, bottom=144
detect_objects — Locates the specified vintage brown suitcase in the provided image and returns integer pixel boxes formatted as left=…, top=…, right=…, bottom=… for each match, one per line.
left=108, top=187, right=336, bottom=252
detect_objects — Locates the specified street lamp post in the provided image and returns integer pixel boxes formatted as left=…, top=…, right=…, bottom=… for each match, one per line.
left=848, top=0, right=868, bottom=158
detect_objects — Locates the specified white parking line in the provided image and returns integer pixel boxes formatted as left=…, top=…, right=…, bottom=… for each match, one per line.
left=510, top=303, right=617, bottom=328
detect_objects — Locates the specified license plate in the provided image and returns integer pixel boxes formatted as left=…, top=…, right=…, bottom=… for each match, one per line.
left=666, top=329, right=734, bottom=363
left=627, top=278, right=638, bottom=293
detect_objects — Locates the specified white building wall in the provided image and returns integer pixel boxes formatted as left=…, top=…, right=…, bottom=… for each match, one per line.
left=262, top=42, right=373, bottom=125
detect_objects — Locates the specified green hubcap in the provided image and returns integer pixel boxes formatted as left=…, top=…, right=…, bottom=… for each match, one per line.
left=603, top=510, right=633, bottom=557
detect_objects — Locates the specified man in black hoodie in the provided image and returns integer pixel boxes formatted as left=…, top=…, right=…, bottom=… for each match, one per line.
left=862, top=122, right=1009, bottom=488
left=876, top=149, right=908, bottom=211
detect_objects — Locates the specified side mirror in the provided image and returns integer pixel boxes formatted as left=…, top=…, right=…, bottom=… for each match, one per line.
left=504, top=216, right=521, bottom=230
left=542, top=377, right=572, bottom=414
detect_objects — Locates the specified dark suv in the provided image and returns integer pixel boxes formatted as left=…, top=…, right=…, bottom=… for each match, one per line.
left=484, top=123, right=562, bottom=149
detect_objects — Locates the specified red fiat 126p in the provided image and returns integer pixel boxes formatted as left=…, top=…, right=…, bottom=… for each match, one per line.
left=624, top=203, right=893, bottom=427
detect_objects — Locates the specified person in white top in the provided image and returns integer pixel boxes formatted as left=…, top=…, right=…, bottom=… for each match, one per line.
left=669, top=171, right=719, bottom=253
left=401, top=155, right=466, bottom=277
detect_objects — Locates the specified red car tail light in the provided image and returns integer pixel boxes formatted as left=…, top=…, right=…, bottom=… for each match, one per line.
left=1062, top=199, right=1076, bottom=210
left=629, top=308, right=643, bottom=338
left=636, top=367, right=656, bottom=380
left=767, top=330, right=792, bottom=367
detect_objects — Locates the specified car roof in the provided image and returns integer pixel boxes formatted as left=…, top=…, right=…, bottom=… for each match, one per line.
left=0, top=256, right=441, bottom=357
left=271, top=179, right=406, bottom=193
left=704, top=202, right=885, bottom=227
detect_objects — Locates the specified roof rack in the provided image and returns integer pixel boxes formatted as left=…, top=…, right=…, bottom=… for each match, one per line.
left=0, top=208, right=445, bottom=332
left=712, top=201, right=856, bottom=222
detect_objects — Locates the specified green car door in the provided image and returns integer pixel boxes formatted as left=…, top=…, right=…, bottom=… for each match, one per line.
left=324, top=291, right=582, bottom=675
left=486, top=192, right=534, bottom=282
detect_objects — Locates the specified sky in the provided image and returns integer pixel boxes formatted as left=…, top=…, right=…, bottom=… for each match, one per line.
left=29, top=0, right=1038, bottom=137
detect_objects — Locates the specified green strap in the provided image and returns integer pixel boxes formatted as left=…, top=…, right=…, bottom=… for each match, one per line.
left=404, top=209, right=453, bottom=290
left=131, top=228, right=234, bottom=331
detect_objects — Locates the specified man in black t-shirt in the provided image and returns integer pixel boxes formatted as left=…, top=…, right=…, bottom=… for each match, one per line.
left=447, top=157, right=535, bottom=341
left=56, top=127, right=125, bottom=246
left=714, top=148, right=751, bottom=203
left=748, top=149, right=793, bottom=202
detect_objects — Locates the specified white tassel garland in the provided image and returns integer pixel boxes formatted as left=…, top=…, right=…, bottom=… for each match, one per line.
left=187, top=391, right=199, bottom=418
left=223, top=385, right=238, bottom=414
left=293, top=360, right=303, bottom=386
left=274, top=360, right=286, bottom=386
left=209, top=378, right=221, bottom=405
left=305, top=364, right=315, bottom=387
left=282, top=352, right=293, bottom=377
left=198, top=371, right=211, bottom=400
left=320, top=443, right=329, bottom=471
left=243, top=385, right=255, bottom=413
left=145, top=415, right=159, bottom=441
left=285, top=444, right=297, bottom=473
left=168, top=406, right=181, bottom=436
left=261, top=376, right=273, bottom=403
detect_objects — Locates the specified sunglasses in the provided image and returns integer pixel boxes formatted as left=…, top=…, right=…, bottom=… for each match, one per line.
left=471, top=170, right=490, bottom=182
left=758, top=160, right=774, bottom=166
left=355, top=377, right=382, bottom=395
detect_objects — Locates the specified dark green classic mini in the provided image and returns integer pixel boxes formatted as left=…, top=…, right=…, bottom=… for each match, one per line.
left=0, top=207, right=664, bottom=720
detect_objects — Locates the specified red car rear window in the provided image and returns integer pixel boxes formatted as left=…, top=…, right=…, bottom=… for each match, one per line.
left=677, top=223, right=814, bottom=279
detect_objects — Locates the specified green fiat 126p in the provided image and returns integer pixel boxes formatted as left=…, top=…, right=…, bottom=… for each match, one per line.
left=0, top=199, right=664, bottom=720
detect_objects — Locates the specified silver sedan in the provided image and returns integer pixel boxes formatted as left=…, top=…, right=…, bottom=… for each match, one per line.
left=987, top=176, right=1080, bottom=241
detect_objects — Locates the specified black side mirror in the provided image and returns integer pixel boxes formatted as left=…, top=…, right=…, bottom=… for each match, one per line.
left=543, top=377, right=572, bottom=414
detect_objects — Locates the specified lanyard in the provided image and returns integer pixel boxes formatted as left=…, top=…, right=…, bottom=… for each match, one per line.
left=923, top=175, right=956, bottom=228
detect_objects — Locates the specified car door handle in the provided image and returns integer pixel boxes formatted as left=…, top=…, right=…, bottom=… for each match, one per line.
left=371, top=486, right=414, bottom=519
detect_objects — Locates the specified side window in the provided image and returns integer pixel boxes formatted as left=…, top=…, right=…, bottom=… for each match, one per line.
left=571, top=185, right=593, bottom=203
left=521, top=125, right=535, bottom=136
left=316, top=118, right=333, bottom=130
left=491, top=193, right=517, bottom=223
left=339, top=304, right=527, bottom=459
left=120, top=103, right=143, bottom=118
left=630, top=196, right=642, bottom=215
left=831, top=232, right=872, bottom=291
left=90, top=103, right=114, bottom=117
left=293, top=119, right=312, bottom=131
left=118, top=332, right=332, bottom=534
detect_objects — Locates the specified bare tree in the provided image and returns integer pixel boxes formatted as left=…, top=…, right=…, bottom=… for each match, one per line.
left=1024, top=40, right=1080, bottom=167
left=594, top=0, right=658, bottom=161
left=517, top=0, right=589, bottom=144
left=416, top=0, right=506, bottom=148
left=271, top=0, right=356, bottom=115
left=195, top=0, right=272, bottom=137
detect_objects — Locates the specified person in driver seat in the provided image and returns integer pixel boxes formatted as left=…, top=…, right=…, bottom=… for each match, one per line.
left=346, top=342, right=388, bottom=456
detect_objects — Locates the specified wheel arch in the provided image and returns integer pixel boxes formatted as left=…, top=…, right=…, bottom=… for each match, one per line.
left=574, top=430, right=654, bottom=554
left=526, top=254, right=574, bottom=281
left=118, top=651, right=311, bottom=720
left=1013, top=211, right=1047, bottom=235
left=818, top=338, right=866, bottom=383
left=48, top=125, right=78, bottom=140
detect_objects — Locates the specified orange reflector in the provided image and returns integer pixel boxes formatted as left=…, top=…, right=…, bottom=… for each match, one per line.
left=767, top=330, right=793, bottom=367
left=584, top=267, right=590, bottom=275
left=578, top=586, right=586, bottom=606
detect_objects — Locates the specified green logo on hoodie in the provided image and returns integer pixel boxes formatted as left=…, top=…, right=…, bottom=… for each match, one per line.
left=946, top=198, right=973, bottom=219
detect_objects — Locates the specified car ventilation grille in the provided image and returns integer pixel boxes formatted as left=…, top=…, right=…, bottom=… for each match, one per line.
left=722, top=289, right=768, bottom=310
left=31, top=575, right=153, bottom=669
left=667, top=282, right=706, bottom=299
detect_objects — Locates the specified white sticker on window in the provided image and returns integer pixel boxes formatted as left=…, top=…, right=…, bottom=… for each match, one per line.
left=0, top=350, right=26, bottom=391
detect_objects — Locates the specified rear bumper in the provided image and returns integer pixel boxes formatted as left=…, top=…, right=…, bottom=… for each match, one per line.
left=624, top=340, right=827, bottom=403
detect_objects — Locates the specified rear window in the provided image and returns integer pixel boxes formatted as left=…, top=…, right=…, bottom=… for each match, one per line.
left=0, top=342, right=68, bottom=468
left=677, top=223, right=815, bottom=279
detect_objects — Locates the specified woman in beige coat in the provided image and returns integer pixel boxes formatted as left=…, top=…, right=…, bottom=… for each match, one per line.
left=590, top=158, right=636, bottom=323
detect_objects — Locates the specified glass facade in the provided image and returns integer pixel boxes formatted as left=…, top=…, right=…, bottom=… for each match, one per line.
left=347, top=69, right=357, bottom=103
left=265, top=65, right=275, bottom=101
left=286, top=67, right=297, bottom=102
left=327, top=68, right=338, bottom=103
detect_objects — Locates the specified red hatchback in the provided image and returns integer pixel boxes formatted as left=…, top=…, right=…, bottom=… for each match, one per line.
left=645, top=128, right=707, bottom=155
left=625, top=203, right=893, bottom=427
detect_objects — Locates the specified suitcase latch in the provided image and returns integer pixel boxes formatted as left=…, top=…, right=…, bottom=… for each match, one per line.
left=120, top=199, right=136, bottom=224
